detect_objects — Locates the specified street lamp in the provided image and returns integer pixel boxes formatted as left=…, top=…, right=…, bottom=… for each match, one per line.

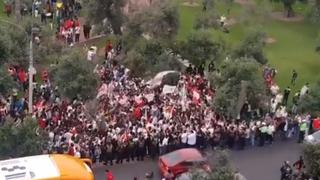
left=0, top=18, right=38, bottom=114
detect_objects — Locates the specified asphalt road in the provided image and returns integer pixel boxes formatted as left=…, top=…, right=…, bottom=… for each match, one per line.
left=93, top=140, right=302, bottom=180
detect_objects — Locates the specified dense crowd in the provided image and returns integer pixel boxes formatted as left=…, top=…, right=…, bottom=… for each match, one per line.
left=0, top=39, right=316, bottom=168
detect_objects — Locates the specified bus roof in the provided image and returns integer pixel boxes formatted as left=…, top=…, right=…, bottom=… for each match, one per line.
left=0, top=154, right=93, bottom=180
left=0, top=155, right=59, bottom=180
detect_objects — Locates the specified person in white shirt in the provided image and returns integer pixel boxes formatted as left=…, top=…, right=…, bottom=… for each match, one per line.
left=159, top=135, right=169, bottom=155
left=187, top=130, right=197, bottom=147
left=180, top=130, right=188, bottom=148
left=75, top=147, right=81, bottom=158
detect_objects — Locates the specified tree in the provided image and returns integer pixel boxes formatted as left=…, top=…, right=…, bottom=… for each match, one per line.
left=85, top=0, right=126, bottom=34
left=0, top=67, right=17, bottom=96
left=0, top=24, right=28, bottom=67
left=126, top=0, right=179, bottom=40
left=233, top=30, right=268, bottom=65
left=177, top=30, right=225, bottom=66
left=51, top=51, right=98, bottom=100
left=0, top=118, right=47, bottom=159
left=211, top=57, right=267, bottom=118
left=190, top=150, right=235, bottom=180
left=307, top=0, right=320, bottom=24
left=123, top=39, right=182, bottom=77
left=282, top=0, right=296, bottom=17
left=194, top=7, right=219, bottom=29
left=303, top=144, right=320, bottom=179
left=298, top=80, right=320, bottom=116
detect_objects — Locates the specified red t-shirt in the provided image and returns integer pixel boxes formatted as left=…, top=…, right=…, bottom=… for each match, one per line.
left=106, top=172, right=114, bottom=180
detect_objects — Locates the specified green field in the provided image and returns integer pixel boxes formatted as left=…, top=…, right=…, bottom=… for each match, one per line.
left=177, top=0, right=320, bottom=94
left=0, top=0, right=4, bottom=17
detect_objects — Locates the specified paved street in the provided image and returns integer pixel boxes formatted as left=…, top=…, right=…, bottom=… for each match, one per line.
left=93, top=140, right=302, bottom=180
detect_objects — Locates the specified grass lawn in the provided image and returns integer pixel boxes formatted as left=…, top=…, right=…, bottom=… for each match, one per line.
left=177, top=0, right=320, bottom=95
left=0, top=0, right=4, bottom=17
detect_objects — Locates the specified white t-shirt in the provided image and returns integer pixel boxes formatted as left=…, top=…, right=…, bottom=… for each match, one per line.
left=187, top=132, right=196, bottom=145
left=181, top=133, right=187, bottom=144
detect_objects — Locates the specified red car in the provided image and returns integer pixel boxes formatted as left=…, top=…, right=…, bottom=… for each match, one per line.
left=158, top=148, right=210, bottom=179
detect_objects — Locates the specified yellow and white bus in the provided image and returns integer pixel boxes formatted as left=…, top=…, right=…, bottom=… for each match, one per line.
left=0, top=154, right=94, bottom=180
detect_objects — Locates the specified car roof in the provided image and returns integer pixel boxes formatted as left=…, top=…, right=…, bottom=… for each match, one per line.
left=312, top=130, right=320, bottom=139
left=160, top=148, right=205, bottom=167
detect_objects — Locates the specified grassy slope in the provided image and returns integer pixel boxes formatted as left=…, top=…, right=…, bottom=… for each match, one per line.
left=177, top=0, right=320, bottom=94
left=0, top=0, right=4, bottom=17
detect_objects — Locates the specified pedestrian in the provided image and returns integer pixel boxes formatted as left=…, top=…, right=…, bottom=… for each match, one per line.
left=293, top=156, right=305, bottom=175
left=105, top=169, right=114, bottom=180
left=282, top=86, right=291, bottom=106
left=291, top=70, right=298, bottom=85
left=280, top=161, right=292, bottom=180
left=83, top=22, right=91, bottom=39
left=298, top=120, right=307, bottom=143
left=74, top=17, right=81, bottom=43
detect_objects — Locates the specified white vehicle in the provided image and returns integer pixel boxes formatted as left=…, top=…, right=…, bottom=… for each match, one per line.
left=305, top=130, right=320, bottom=144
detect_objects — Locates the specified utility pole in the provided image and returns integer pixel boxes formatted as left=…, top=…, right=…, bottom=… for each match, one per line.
left=28, top=3, right=35, bottom=114
left=28, top=34, right=34, bottom=114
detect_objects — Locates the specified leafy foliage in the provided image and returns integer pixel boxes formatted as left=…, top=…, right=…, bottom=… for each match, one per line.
left=306, top=0, right=320, bottom=24
left=177, top=30, right=225, bottom=66
left=51, top=51, right=98, bottom=100
left=123, top=40, right=182, bottom=77
left=303, top=144, right=320, bottom=179
left=84, top=0, right=126, bottom=34
left=194, top=8, right=219, bottom=30
left=126, top=0, right=179, bottom=39
left=282, top=0, right=296, bottom=17
left=191, top=150, right=234, bottom=180
left=0, top=119, right=47, bottom=159
left=0, top=24, right=28, bottom=67
left=298, top=80, right=320, bottom=116
left=233, top=30, right=268, bottom=65
left=211, top=57, right=267, bottom=117
left=0, top=67, right=17, bottom=96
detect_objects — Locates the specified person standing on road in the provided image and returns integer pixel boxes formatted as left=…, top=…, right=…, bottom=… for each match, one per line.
left=298, top=119, right=307, bottom=143
left=280, top=161, right=292, bottom=180
left=293, top=156, right=305, bottom=175
left=105, top=169, right=114, bottom=180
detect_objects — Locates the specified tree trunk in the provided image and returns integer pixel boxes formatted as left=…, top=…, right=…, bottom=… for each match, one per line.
left=15, top=0, right=21, bottom=22
left=236, top=81, right=249, bottom=119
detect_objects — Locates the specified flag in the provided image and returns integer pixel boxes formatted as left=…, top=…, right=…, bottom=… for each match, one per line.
left=96, top=84, right=108, bottom=99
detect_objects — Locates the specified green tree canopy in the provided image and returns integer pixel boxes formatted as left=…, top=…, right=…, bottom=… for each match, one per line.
left=0, top=119, right=47, bottom=159
left=84, top=0, right=126, bottom=34
left=191, top=150, right=235, bottom=180
left=282, top=0, right=296, bottom=17
left=0, top=24, right=28, bottom=67
left=194, top=7, right=219, bottom=30
left=51, top=51, right=98, bottom=100
left=177, top=30, right=225, bottom=66
left=233, top=30, right=268, bottom=65
left=303, top=144, right=320, bottom=179
left=126, top=0, right=179, bottom=40
left=211, top=57, right=267, bottom=118
left=123, top=39, right=182, bottom=77
left=298, top=80, right=320, bottom=116
left=0, top=67, right=17, bottom=97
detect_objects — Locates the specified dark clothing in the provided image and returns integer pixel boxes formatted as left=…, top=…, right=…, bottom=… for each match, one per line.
left=282, top=88, right=291, bottom=106
left=280, top=164, right=292, bottom=180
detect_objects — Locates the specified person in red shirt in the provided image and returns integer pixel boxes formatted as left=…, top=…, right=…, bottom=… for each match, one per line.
left=105, top=169, right=114, bottom=180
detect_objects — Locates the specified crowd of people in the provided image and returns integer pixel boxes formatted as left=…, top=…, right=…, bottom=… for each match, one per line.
left=1, top=39, right=317, bottom=170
